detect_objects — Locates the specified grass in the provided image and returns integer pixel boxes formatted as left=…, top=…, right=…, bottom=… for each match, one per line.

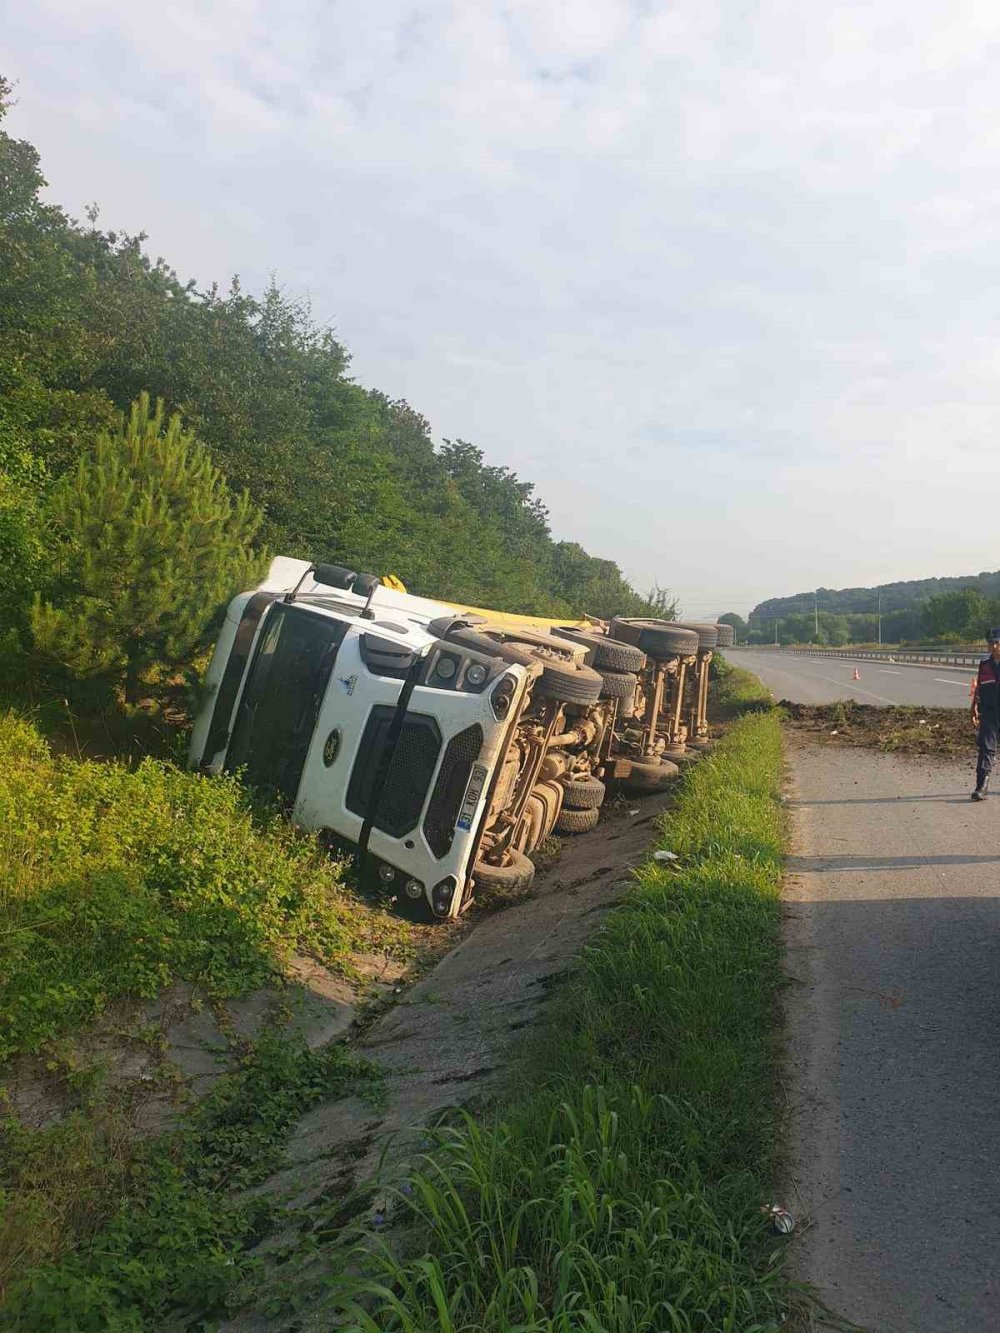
left=711, top=655, right=775, bottom=719
left=321, top=708, right=794, bottom=1331
left=0, top=710, right=412, bottom=1064
left=0, top=1029, right=383, bottom=1328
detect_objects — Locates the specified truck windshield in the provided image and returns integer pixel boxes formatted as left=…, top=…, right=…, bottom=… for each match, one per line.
left=225, top=604, right=346, bottom=806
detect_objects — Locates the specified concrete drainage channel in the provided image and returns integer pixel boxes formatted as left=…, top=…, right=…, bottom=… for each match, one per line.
left=221, top=787, right=677, bottom=1330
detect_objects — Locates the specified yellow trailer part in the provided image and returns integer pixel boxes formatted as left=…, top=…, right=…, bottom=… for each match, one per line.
left=439, top=604, right=602, bottom=634
left=383, top=575, right=600, bottom=635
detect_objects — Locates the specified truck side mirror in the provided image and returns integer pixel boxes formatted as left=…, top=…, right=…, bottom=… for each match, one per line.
left=313, top=563, right=358, bottom=590
left=353, top=572, right=382, bottom=620
left=352, top=573, right=381, bottom=598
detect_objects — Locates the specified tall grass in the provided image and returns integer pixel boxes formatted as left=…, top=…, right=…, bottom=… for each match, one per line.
left=711, top=655, right=775, bottom=719
left=0, top=711, right=409, bottom=1063
left=326, top=712, right=791, bottom=1331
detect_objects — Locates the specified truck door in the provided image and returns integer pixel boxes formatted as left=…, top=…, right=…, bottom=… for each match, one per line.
left=225, top=604, right=347, bottom=807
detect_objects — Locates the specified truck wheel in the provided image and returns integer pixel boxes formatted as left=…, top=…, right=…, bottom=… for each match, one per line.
left=674, top=622, right=720, bottom=650
left=562, top=774, right=605, bottom=810
left=534, top=658, right=603, bottom=705
left=555, top=805, right=600, bottom=834
left=555, top=628, right=646, bottom=673
left=609, top=618, right=699, bottom=660
left=472, top=848, right=535, bottom=893
left=598, top=669, right=638, bottom=712
left=624, top=758, right=680, bottom=790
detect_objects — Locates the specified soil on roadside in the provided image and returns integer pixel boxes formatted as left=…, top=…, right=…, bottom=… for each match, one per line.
left=782, top=700, right=976, bottom=760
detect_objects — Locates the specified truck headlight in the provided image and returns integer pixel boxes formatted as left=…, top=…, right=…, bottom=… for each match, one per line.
left=431, top=877, right=457, bottom=916
left=466, top=663, right=487, bottom=686
left=404, top=879, right=423, bottom=899
left=490, top=673, right=517, bottom=719
left=378, top=864, right=396, bottom=883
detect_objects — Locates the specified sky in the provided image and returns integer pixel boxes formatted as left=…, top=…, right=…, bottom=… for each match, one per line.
left=6, top=1, right=1000, bottom=618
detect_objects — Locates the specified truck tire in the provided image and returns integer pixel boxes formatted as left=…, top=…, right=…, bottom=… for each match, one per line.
left=609, top=618, right=699, bottom=660
left=472, top=848, right=535, bottom=893
left=534, top=658, right=603, bottom=704
left=675, top=622, right=720, bottom=650
left=435, top=625, right=601, bottom=702
left=555, top=805, right=600, bottom=834
left=623, top=758, right=680, bottom=790
left=676, top=622, right=720, bottom=650
left=562, top=774, right=605, bottom=810
left=598, top=669, right=638, bottom=710
left=554, top=628, right=646, bottom=673
left=715, top=624, right=735, bottom=647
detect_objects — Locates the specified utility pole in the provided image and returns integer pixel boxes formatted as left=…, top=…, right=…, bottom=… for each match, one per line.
left=877, top=589, right=882, bottom=647
left=815, top=593, right=819, bottom=637
left=774, top=618, right=779, bottom=646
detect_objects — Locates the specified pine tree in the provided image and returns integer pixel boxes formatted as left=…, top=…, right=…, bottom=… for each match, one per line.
left=31, top=392, right=267, bottom=700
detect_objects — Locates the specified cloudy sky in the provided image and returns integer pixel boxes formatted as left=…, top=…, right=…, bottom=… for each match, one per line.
left=6, top=1, right=1000, bottom=616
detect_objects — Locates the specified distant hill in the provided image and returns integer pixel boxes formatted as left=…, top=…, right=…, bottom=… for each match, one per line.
left=752, top=570, right=1000, bottom=620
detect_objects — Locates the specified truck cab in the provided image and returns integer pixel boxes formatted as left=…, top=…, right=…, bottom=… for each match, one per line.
left=190, top=558, right=613, bottom=920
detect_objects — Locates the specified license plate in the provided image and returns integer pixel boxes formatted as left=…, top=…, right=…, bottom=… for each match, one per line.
left=456, top=763, right=488, bottom=830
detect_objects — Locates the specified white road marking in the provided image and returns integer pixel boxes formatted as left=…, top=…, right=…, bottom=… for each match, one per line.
left=879, top=669, right=901, bottom=674
left=934, top=678, right=967, bottom=687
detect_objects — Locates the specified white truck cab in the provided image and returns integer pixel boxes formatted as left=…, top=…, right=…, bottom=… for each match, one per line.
left=190, top=558, right=613, bottom=920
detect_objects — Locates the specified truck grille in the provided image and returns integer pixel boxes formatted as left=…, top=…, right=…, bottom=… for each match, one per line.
left=347, top=707, right=442, bottom=837
left=423, top=725, right=484, bottom=858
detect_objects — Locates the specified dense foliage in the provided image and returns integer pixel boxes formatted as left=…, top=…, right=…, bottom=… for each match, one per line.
left=0, top=76, right=661, bottom=676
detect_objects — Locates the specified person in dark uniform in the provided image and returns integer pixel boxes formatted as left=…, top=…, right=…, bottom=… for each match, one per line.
left=970, top=629, right=1000, bottom=799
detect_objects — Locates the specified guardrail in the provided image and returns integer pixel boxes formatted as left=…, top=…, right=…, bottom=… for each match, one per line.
left=735, top=646, right=982, bottom=669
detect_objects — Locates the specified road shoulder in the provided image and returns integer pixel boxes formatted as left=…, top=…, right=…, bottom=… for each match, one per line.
left=782, top=737, right=1000, bottom=1330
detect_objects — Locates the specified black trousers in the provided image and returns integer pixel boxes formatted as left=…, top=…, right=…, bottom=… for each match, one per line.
left=977, top=716, right=998, bottom=788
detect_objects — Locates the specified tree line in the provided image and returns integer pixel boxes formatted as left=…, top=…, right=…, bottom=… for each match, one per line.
left=0, top=77, right=671, bottom=707
left=719, top=587, right=998, bottom=647
left=751, top=571, right=1000, bottom=625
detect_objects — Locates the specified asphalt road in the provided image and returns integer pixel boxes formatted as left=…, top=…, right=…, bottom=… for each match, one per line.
left=784, top=742, right=1000, bottom=1330
left=726, top=648, right=975, bottom=709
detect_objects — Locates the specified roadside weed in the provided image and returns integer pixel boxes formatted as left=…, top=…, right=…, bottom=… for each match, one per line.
left=712, top=657, right=775, bottom=718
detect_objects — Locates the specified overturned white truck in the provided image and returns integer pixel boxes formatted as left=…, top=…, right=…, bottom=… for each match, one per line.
left=190, top=559, right=646, bottom=920
left=190, top=558, right=729, bottom=921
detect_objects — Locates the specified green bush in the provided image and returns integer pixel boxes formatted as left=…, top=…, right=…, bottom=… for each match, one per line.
left=30, top=393, right=266, bottom=700
left=0, top=414, right=47, bottom=647
left=0, top=712, right=371, bottom=1062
